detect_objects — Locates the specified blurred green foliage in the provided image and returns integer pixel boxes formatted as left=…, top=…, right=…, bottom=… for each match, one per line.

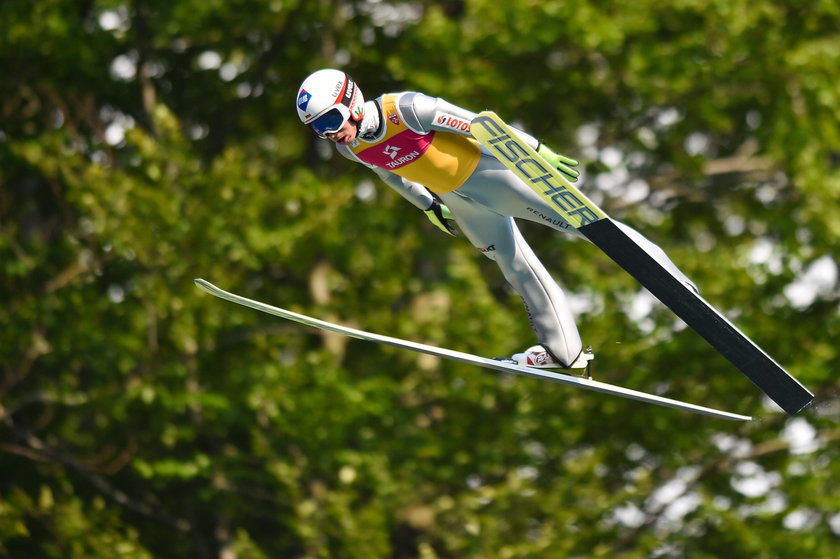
left=1, top=0, right=838, bottom=557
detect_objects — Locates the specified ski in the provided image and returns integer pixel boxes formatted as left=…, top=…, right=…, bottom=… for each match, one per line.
left=195, top=278, right=751, bottom=421
left=470, top=111, right=813, bottom=415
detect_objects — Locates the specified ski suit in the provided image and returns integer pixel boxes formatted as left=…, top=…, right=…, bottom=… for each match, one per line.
left=335, top=91, right=693, bottom=366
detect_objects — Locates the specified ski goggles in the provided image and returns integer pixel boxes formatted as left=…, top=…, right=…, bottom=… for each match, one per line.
left=309, top=106, right=351, bottom=137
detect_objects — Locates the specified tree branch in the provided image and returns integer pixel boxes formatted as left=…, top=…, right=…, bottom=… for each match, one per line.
left=2, top=414, right=192, bottom=533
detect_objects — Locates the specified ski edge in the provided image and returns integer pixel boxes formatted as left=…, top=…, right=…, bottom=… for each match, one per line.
left=194, top=278, right=752, bottom=422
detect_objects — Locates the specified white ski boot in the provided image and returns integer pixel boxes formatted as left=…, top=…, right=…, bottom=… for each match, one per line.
left=497, top=344, right=594, bottom=371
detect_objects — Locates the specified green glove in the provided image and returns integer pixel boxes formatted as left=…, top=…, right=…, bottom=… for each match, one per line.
left=424, top=201, right=458, bottom=236
left=537, top=144, right=580, bottom=183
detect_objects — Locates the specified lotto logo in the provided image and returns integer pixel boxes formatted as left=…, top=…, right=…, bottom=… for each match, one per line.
left=389, top=113, right=400, bottom=125
left=435, top=112, right=471, bottom=132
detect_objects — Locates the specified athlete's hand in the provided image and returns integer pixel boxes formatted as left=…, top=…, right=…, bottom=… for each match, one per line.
left=424, top=201, right=458, bottom=236
left=537, top=144, right=580, bottom=183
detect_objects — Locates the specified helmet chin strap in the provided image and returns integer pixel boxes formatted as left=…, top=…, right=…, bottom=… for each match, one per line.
left=356, top=100, right=380, bottom=139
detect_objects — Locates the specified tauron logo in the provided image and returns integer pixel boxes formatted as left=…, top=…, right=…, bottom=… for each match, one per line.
left=384, top=150, right=421, bottom=169
left=383, top=145, right=401, bottom=159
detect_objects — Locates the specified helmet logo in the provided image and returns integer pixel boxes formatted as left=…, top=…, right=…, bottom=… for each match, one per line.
left=297, top=90, right=311, bottom=111
left=383, top=145, right=401, bottom=159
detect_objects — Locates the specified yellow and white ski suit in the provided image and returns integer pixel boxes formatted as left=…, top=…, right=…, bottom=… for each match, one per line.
left=336, top=91, right=692, bottom=366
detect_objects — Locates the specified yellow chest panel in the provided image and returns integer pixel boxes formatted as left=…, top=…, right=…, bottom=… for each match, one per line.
left=349, top=94, right=481, bottom=193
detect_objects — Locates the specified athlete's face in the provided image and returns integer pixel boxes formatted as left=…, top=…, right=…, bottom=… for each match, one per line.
left=325, top=119, right=357, bottom=145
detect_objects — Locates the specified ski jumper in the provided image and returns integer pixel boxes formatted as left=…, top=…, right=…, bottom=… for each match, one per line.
left=336, top=91, right=693, bottom=366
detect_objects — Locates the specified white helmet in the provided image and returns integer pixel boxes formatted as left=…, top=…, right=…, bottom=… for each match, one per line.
left=296, top=69, right=365, bottom=137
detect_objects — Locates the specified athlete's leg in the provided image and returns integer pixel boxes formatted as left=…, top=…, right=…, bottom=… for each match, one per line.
left=440, top=190, right=584, bottom=365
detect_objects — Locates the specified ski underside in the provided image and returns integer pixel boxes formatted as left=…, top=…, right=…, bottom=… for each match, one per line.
left=470, top=111, right=813, bottom=415
left=195, top=279, right=750, bottom=422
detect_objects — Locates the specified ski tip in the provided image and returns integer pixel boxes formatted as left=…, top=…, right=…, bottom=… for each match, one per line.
left=194, top=278, right=214, bottom=292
